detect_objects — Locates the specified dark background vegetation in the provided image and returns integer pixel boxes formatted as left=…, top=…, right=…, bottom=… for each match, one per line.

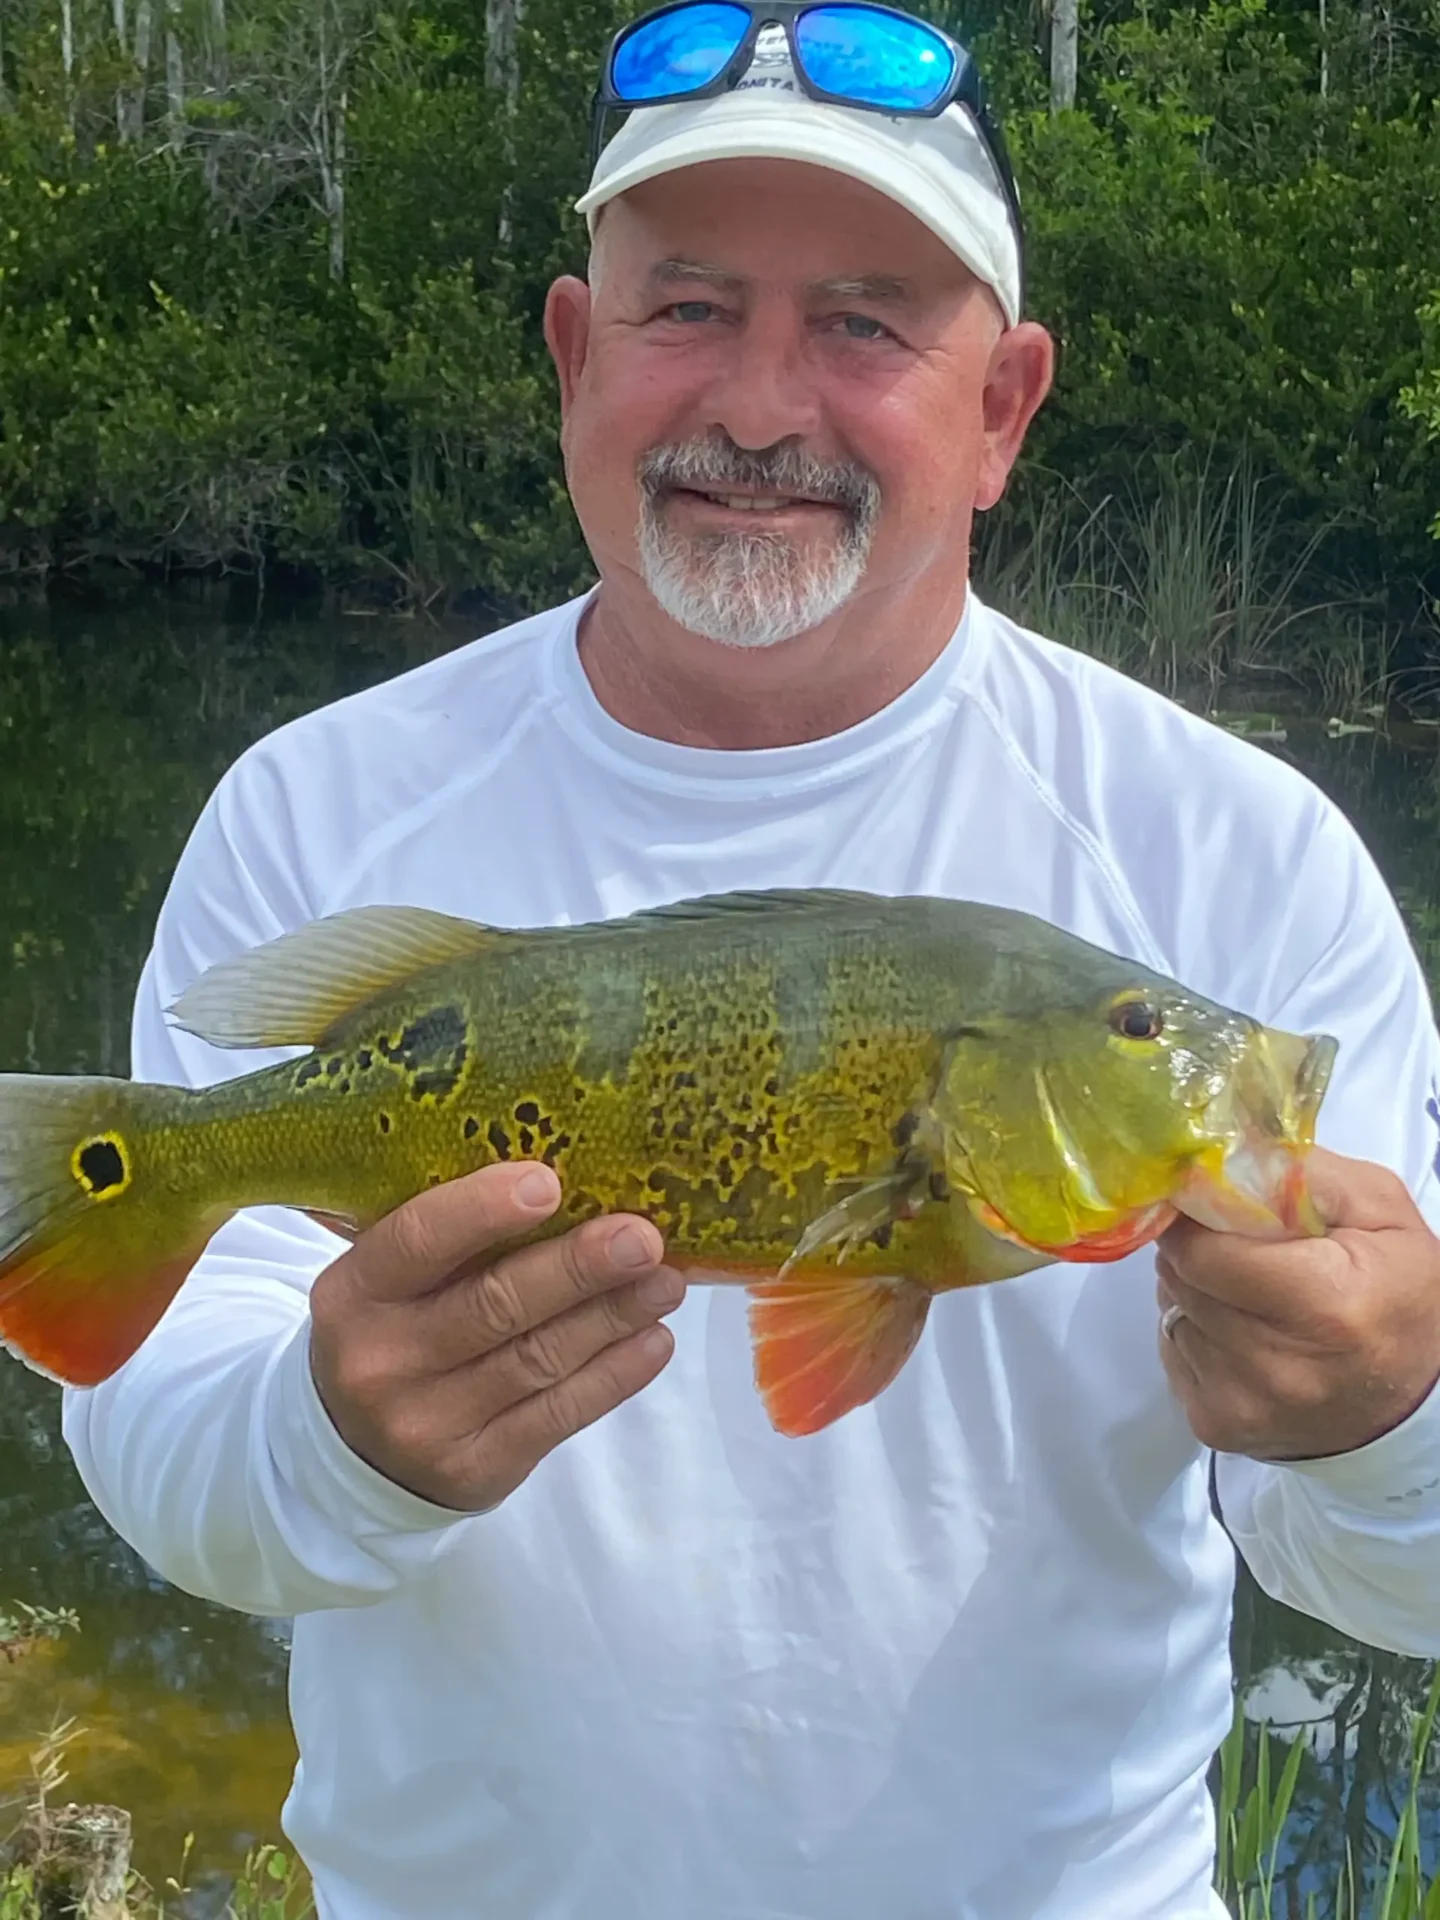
left=0, top=0, right=1435, bottom=638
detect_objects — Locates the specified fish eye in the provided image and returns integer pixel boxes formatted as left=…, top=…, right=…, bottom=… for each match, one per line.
left=1109, top=999, right=1164, bottom=1042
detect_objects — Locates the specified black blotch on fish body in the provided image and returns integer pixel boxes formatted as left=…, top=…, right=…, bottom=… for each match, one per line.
left=463, top=1117, right=480, bottom=1140
left=515, top=1100, right=541, bottom=1126
left=295, top=1058, right=324, bottom=1089
left=326, top=1057, right=344, bottom=1078
left=378, top=1113, right=393, bottom=1135
left=78, top=1138, right=126, bottom=1196
left=488, top=1121, right=512, bottom=1161
left=357, top=1050, right=374, bottom=1071
left=379, top=1005, right=469, bottom=1103
left=542, top=1131, right=572, bottom=1167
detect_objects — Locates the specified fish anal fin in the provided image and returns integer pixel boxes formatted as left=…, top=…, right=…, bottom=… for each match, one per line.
left=746, top=1271, right=931, bottom=1437
left=168, top=905, right=503, bottom=1051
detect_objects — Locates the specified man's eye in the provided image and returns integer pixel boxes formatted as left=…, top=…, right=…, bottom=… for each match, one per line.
left=838, top=314, right=889, bottom=341
left=667, top=301, right=717, bottom=323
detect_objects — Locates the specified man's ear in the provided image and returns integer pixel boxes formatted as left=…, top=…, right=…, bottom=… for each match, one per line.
left=545, top=275, right=594, bottom=421
left=975, top=321, right=1055, bottom=512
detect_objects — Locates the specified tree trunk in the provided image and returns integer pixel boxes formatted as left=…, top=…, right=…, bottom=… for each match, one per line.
left=326, top=84, right=347, bottom=281
left=60, top=0, right=75, bottom=78
left=124, top=0, right=153, bottom=139
left=165, top=0, right=184, bottom=152
left=314, top=7, right=348, bottom=281
left=1050, top=0, right=1078, bottom=112
left=485, top=0, right=523, bottom=101
left=203, top=0, right=227, bottom=192
left=486, top=0, right=524, bottom=249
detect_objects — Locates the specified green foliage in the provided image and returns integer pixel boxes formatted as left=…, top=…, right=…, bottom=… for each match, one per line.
left=0, top=0, right=1434, bottom=621
left=1402, top=292, right=1440, bottom=542
left=1004, top=1, right=1440, bottom=595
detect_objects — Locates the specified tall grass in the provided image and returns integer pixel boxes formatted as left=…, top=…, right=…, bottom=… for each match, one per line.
left=1216, top=1665, right=1440, bottom=1918
left=975, top=454, right=1387, bottom=708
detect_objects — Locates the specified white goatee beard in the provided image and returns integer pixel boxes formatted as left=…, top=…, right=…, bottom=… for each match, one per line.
left=635, top=439, right=881, bottom=651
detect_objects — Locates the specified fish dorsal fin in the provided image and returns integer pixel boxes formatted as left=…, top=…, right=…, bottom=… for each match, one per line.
left=628, top=887, right=883, bottom=924
left=168, top=905, right=502, bottom=1049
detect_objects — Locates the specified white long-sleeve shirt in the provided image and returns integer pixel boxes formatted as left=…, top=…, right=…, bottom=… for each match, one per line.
left=64, top=592, right=1440, bottom=1920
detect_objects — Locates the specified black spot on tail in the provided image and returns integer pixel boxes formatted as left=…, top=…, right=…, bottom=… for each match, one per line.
left=77, top=1138, right=126, bottom=1196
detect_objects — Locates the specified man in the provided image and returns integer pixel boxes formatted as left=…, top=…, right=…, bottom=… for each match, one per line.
left=63, top=6, right=1440, bottom=1916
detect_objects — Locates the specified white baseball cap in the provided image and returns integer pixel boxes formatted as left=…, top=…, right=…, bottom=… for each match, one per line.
left=576, top=23, right=1023, bottom=328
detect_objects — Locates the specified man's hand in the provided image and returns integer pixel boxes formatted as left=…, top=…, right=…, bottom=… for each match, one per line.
left=1155, top=1147, right=1440, bottom=1462
left=308, top=1163, right=686, bottom=1511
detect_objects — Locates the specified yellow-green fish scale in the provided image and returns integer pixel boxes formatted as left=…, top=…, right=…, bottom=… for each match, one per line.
left=184, top=922, right=964, bottom=1282
left=154, top=893, right=1220, bottom=1292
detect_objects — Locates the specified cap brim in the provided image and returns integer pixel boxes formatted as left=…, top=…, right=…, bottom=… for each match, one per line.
left=577, top=100, right=1020, bottom=329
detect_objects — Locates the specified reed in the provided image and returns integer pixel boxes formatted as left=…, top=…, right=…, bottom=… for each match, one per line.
left=1215, top=1664, right=1440, bottom=1918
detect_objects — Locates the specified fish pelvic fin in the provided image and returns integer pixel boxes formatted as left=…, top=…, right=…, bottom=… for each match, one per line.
left=0, top=1076, right=227, bottom=1386
left=169, top=905, right=503, bottom=1050
left=747, top=1270, right=931, bottom=1437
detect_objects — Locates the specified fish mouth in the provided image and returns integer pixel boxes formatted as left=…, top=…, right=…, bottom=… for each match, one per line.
left=1175, top=1028, right=1338, bottom=1238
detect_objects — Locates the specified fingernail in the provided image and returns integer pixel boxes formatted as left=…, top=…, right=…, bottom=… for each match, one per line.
left=639, top=1325, right=673, bottom=1362
left=610, top=1223, right=656, bottom=1269
left=516, top=1168, right=559, bottom=1211
left=636, top=1268, right=684, bottom=1311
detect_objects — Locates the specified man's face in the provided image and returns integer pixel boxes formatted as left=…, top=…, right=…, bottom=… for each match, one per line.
left=546, top=158, right=1048, bottom=651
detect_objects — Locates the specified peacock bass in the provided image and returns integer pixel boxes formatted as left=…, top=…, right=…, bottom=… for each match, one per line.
left=0, top=890, right=1337, bottom=1435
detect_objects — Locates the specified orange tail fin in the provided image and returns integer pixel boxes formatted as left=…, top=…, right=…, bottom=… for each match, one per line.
left=746, top=1270, right=932, bottom=1437
left=0, top=1075, right=228, bottom=1386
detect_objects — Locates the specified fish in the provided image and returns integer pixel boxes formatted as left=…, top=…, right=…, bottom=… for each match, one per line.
left=0, top=890, right=1338, bottom=1436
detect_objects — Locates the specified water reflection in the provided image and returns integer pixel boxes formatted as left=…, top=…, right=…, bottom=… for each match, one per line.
left=0, top=583, right=1437, bottom=1907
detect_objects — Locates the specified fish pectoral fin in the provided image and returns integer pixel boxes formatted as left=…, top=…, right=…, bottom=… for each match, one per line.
left=168, top=905, right=504, bottom=1049
left=747, top=1271, right=931, bottom=1438
left=782, top=1169, right=927, bottom=1275
left=300, top=1206, right=364, bottom=1244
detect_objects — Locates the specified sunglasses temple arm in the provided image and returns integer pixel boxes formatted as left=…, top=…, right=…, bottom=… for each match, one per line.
left=588, top=89, right=608, bottom=176
left=971, top=96, right=1027, bottom=315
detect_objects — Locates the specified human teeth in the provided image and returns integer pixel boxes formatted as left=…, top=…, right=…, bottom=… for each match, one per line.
left=704, top=493, right=794, bottom=511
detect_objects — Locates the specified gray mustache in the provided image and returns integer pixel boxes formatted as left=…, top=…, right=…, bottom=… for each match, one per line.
left=639, top=437, right=880, bottom=525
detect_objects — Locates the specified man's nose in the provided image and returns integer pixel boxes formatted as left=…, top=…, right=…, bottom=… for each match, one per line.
left=703, top=308, right=824, bottom=451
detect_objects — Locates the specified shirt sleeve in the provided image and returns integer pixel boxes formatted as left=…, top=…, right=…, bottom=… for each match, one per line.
left=60, top=747, right=469, bottom=1618
left=1213, top=799, right=1440, bottom=1655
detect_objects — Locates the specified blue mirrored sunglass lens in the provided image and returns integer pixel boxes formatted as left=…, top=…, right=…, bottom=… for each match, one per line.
left=612, top=4, right=751, bottom=101
left=796, top=6, right=957, bottom=111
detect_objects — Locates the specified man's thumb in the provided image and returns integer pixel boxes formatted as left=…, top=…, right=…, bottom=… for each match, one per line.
left=1301, top=1146, right=1424, bottom=1235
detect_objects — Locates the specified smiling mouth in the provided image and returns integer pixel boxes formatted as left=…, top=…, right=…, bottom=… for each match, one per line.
left=674, top=487, right=842, bottom=515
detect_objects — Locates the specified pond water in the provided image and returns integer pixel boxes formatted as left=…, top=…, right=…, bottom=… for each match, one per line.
left=0, top=580, right=1437, bottom=1914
